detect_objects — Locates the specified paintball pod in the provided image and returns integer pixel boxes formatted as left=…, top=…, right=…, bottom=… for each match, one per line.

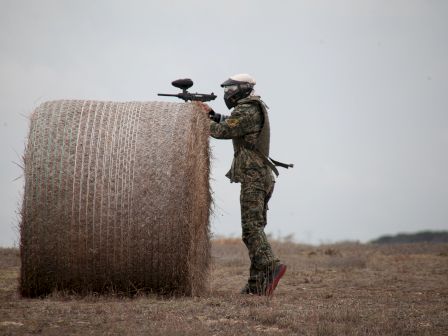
left=158, top=78, right=217, bottom=102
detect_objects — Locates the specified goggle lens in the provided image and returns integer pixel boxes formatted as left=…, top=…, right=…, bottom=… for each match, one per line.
left=223, top=85, right=238, bottom=93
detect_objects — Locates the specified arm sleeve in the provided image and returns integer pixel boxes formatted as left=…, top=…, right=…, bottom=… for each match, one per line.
left=210, top=103, right=260, bottom=139
left=208, top=111, right=228, bottom=123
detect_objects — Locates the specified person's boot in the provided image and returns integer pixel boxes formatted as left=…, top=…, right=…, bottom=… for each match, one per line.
left=265, top=264, right=287, bottom=296
left=240, top=283, right=263, bottom=295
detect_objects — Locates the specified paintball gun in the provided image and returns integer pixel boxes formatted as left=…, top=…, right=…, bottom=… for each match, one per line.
left=158, top=78, right=217, bottom=102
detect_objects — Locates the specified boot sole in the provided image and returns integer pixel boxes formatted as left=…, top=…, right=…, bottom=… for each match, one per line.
left=266, top=264, right=287, bottom=296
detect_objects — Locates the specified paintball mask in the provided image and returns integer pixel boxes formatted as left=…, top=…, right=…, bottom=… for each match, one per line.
left=221, top=74, right=256, bottom=109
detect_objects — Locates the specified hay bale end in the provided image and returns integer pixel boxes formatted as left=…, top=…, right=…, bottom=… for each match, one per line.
left=20, top=100, right=211, bottom=297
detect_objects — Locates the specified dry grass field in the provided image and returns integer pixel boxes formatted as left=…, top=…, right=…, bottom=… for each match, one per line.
left=1, top=239, right=447, bottom=335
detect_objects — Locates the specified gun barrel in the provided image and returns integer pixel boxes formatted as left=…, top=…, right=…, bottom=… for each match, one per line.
left=158, top=87, right=217, bottom=102
left=158, top=93, right=179, bottom=97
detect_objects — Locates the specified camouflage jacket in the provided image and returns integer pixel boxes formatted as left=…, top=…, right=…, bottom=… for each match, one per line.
left=210, top=96, right=271, bottom=183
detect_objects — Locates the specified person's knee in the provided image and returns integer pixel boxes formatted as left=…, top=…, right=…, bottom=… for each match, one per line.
left=242, top=208, right=265, bottom=225
left=241, top=193, right=265, bottom=223
left=242, top=222, right=265, bottom=243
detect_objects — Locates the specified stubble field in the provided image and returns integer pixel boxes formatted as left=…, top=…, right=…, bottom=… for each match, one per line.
left=1, top=239, right=447, bottom=335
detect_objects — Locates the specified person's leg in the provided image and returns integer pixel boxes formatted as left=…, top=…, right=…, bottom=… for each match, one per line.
left=240, top=180, right=278, bottom=293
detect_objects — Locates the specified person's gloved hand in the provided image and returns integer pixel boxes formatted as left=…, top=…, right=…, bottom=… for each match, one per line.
left=194, top=101, right=219, bottom=121
left=194, top=101, right=212, bottom=114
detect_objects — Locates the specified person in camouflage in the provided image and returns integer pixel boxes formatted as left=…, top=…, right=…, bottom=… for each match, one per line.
left=196, top=74, right=287, bottom=296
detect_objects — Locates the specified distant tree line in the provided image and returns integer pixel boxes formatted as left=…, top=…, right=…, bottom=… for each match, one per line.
left=371, top=231, right=448, bottom=244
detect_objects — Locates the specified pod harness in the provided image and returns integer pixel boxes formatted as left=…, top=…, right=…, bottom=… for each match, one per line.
left=238, top=96, right=294, bottom=176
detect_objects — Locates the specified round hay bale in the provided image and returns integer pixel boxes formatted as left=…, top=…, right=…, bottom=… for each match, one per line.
left=20, top=100, right=211, bottom=297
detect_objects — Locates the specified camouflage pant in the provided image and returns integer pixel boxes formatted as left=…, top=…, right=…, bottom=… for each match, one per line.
left=240, top=168, right=279, bottom=289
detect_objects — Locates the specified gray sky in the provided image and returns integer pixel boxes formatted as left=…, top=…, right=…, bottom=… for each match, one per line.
left=1, top=0, right=447, bottom=246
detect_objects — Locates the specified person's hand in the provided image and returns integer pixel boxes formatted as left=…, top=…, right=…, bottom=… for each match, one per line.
left=194, top=101, right=212, bottom=113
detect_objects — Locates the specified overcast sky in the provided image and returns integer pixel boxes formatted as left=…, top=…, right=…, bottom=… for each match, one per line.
left=1, top=0, right=447, bottom=246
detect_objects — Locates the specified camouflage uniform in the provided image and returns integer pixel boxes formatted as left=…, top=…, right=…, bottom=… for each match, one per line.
left=210, top=96, right=279, bottom=291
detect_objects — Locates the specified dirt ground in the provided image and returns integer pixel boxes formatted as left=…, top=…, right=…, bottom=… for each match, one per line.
left=1, top=240, right=447, bottom=335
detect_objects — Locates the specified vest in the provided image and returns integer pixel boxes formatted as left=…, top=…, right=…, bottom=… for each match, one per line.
left=234, top=95, right=270, bottom=151
left=234, top=96, right=293, bottom=177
